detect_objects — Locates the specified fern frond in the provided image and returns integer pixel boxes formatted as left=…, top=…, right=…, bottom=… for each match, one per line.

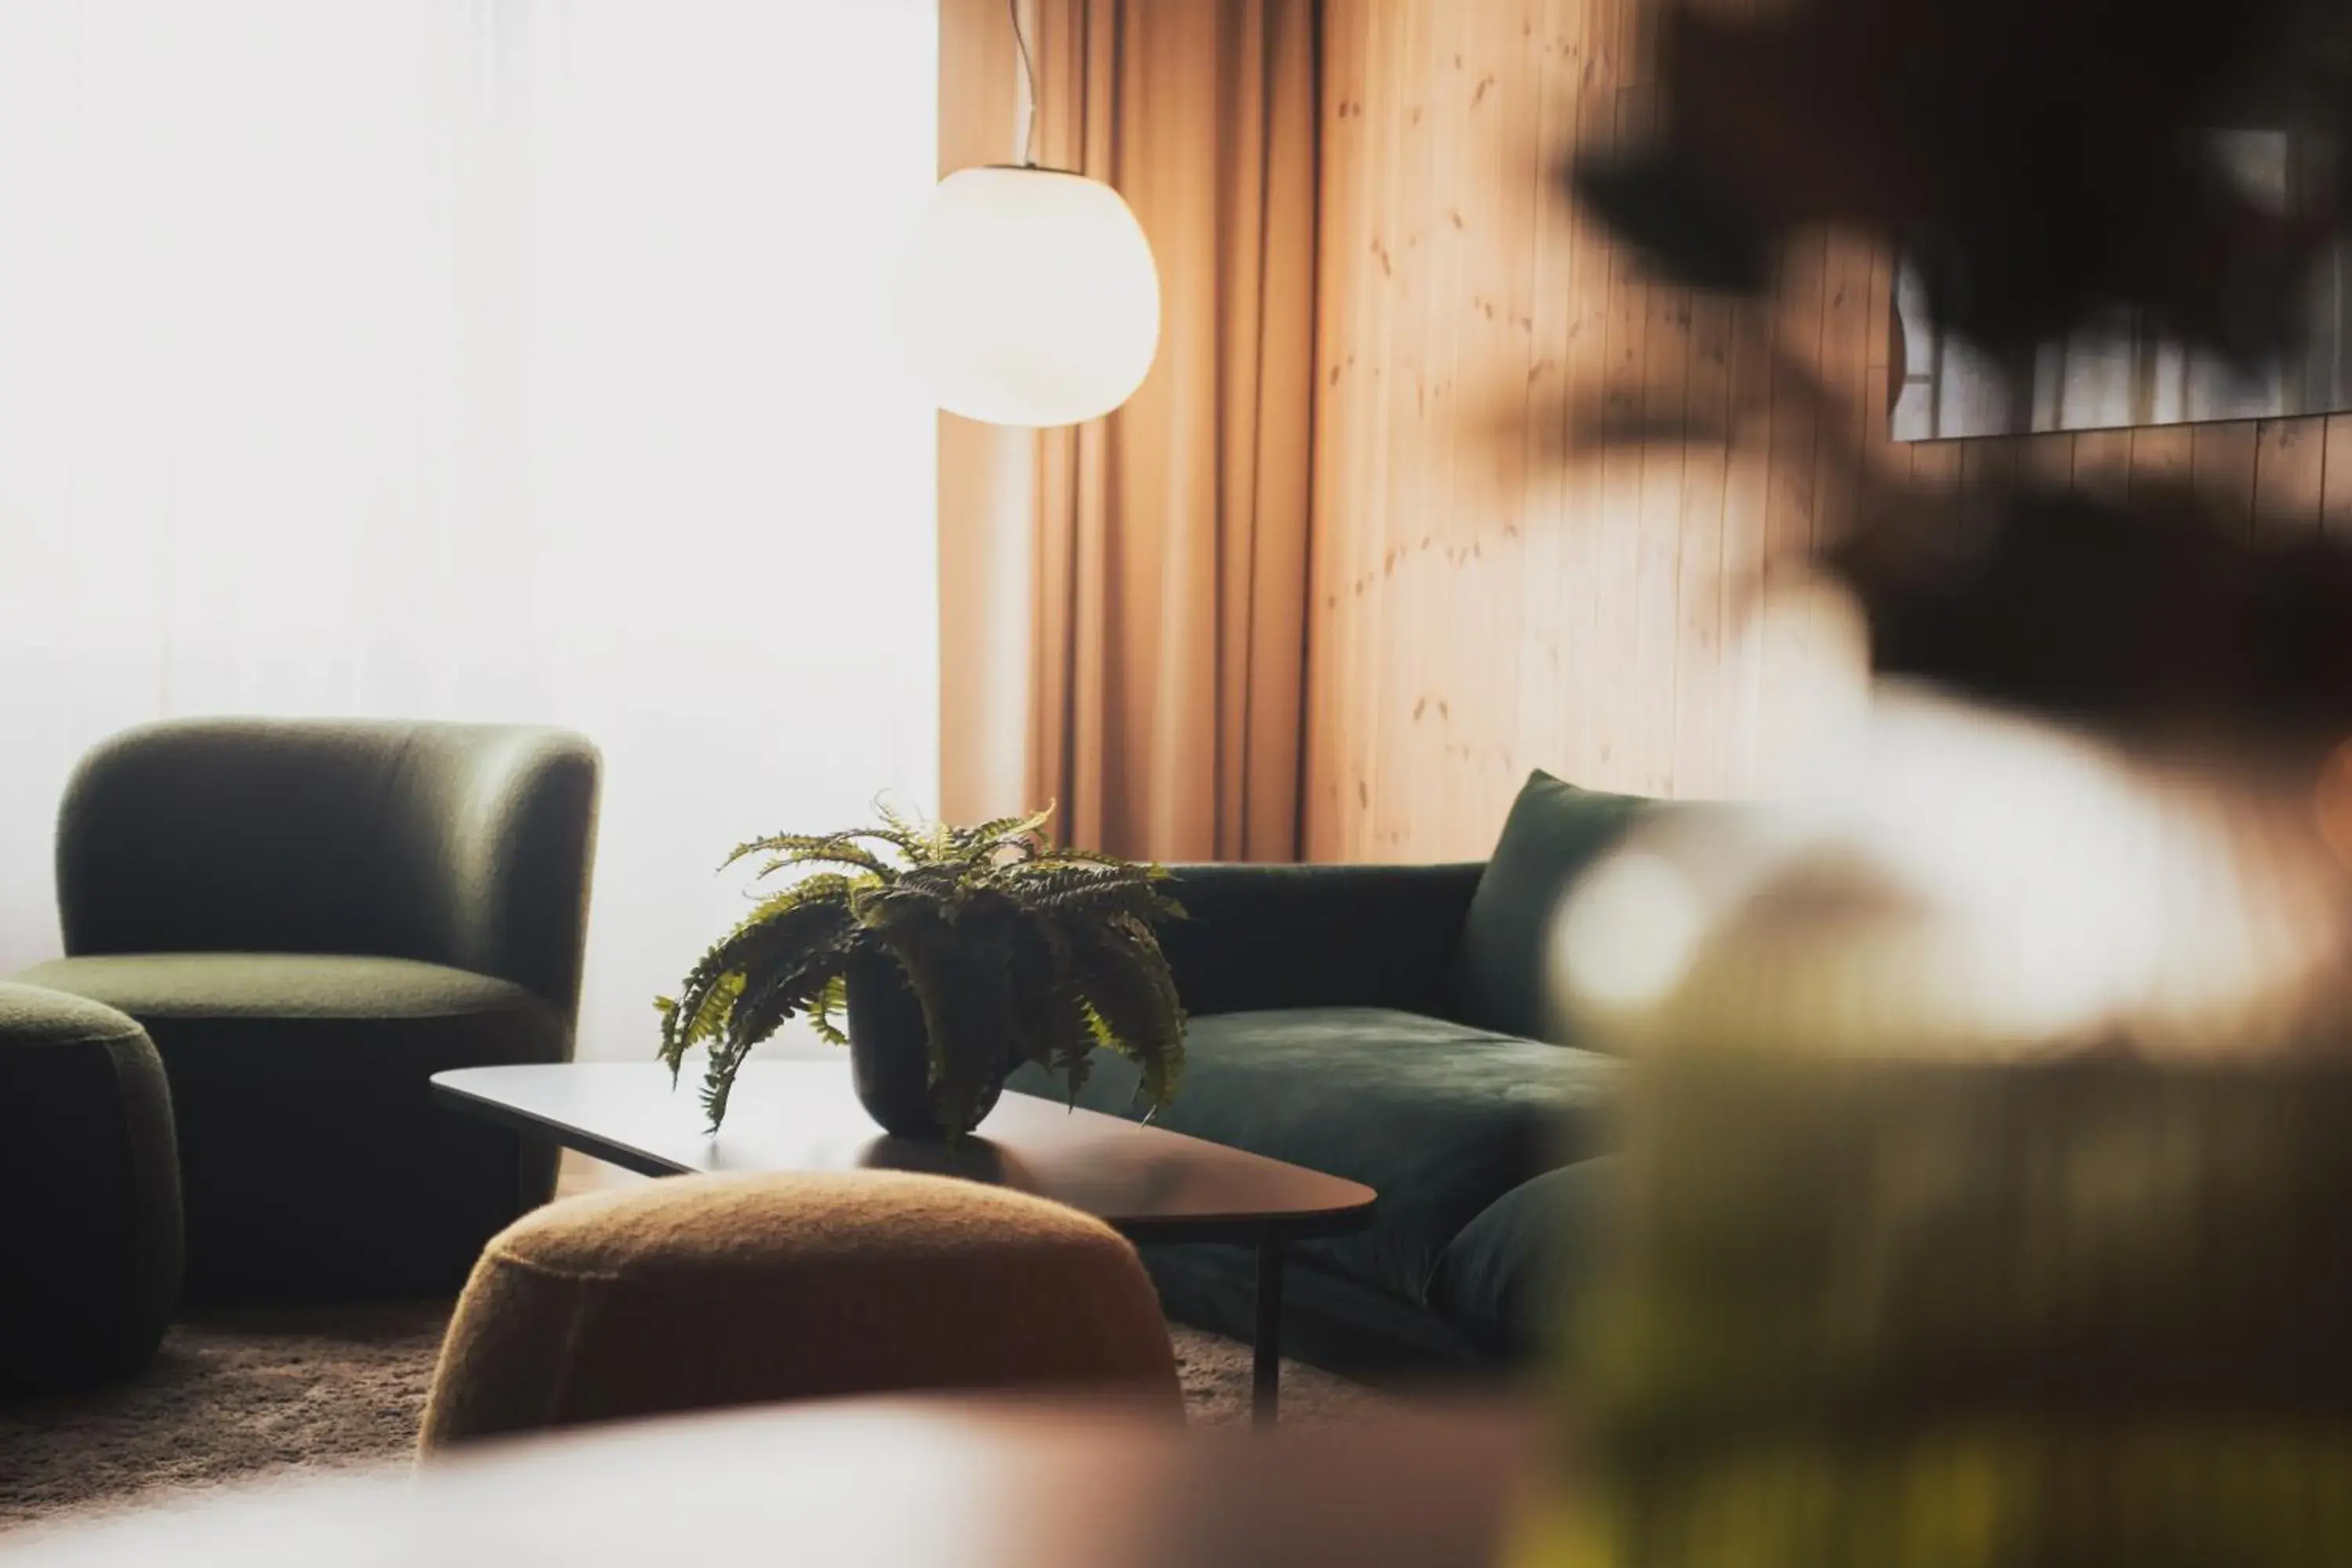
left=952, top=805, right=1055, bottom=858
left=1000, top=860, right=1153, bottom=892
left=705, top=896, right=857, bottom=978
left=698, top=1036, right=751, bottom=1127
left=1040, top=844, right=1158, bottom=869
left=1060, top=915, right=1187, bottom=1112
left=659, top=967, right=746, bottom=1080
left=721, top=831, right=844, bottom=872
left=731, top=873, right=866, bottom=926
left=753, top=845, right=894, bottom=880
left=694, top=944, right=855, bottom=1131
left=997, top=869, right=1170, bottom=928
left=656, top=896, right=851, bottom=1082
left=723, top=829, right=904, bottom=878
left=808, top=972, right=849, bottom=1047
left=871, top=800, right=950, bottom=863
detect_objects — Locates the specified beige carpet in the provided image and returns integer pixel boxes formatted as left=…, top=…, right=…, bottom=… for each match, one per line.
left=0, top=1303, right=1388, bottom=1536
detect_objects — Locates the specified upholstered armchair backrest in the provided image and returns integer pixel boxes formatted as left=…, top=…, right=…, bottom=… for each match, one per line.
left=56, top=719, right=601, bottom=1023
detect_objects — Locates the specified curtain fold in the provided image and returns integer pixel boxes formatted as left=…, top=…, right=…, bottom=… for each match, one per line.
left=941, top=0, right=1319, bottom=862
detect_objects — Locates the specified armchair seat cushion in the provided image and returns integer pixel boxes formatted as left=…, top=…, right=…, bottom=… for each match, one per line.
left=1009, top=1006, right=1619, bottom=1307
left=13, top=953, right=550, bottom=1022
left=13, top=954, right=569, bottom=1305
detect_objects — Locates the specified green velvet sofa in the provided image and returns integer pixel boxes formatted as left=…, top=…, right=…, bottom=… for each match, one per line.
left=1007, top=771, right=1670, bottom=1374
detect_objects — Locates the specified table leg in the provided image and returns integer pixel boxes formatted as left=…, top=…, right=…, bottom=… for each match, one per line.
left=1253, top=1233, right=1284, bottom=1427
left=518, top=1131, right=560, bottom=1211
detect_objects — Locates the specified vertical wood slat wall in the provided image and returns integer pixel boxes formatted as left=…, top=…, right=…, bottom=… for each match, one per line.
left=1303, top=0, right=2352, bottom=864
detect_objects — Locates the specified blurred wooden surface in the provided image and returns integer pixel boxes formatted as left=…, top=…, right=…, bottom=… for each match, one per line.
left=1304, top=0, right=2352, bottom=862
left=9, top=1396, right=1544, bottom=1567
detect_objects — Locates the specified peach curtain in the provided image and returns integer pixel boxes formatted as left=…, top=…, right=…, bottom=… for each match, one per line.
left=938, top=0, right=1319, bottom=862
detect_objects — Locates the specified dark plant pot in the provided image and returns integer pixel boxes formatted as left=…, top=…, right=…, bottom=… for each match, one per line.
left=843, top=956, right=1004, bottom=1141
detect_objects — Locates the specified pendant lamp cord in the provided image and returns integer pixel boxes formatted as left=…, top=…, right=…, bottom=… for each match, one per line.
left=1009, top=0, right=1040, bottom=167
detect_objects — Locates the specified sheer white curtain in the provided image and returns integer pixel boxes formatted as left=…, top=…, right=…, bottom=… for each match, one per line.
left=0, top=1, right=939, bottom=1058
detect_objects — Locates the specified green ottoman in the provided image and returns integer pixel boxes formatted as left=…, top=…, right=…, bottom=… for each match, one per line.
left=0, top=983, right=182, bottom=1391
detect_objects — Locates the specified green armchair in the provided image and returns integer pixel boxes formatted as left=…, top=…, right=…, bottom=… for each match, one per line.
left=1007, top=773, right=1669, bottom=1374
left=12, top=719, right=600, bottom=1305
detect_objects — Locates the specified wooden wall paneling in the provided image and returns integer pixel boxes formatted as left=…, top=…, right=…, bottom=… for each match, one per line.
left=1615, top=0, right=1681, bottom=797
left=2071, top=428, right=2133, bottom=503
left=2019, top=431, right=2077, bottom=489
left=1341, top=0, right=1396, bottom=858
left=1864, top=234, right=1893, bottom=387
left=1369, top=0, right=1436, bottom=858
left=1432, top=0, right=1484, bottom=828
left=2192, top=420, right=2259, bottom=537
left=1725, top=224, right=1867, bottom=790
left=1364, top=0, right=1411, bottom=860
left=1483, top=0, right=1548, bottom=817
left=2128, top=424, right=2194, bottom=497
left=1812, top=230, right=1880, bottom=775
left=1555, top=0, right=1620, bottom=800
left=1425, top=0, right=1475, bottom=843
left=2253, top=416, right=2325, bottom=537
left=1908, top=439, right=1962, bottom=505
left=1816, top=234, right=1878, bottom=542
left=1304, top=1, right=1371, bottom=860
left=1428, top=0, right=1502, bottom=842
left=1410, top=0, right=1468, bottom=850
left=1337, top=0, right=1404, bottom=858
left=1718, top=289, right=1775, bottom=791
left=1860, top=242, right=1896, bottom=506
left=2325, top=415, right=2352, bottom=538
left=1670, top=286, right=1733, bottom=796
left=1756, top=223, right=1828, bottom=788
left=1306, top=0, right=2352, bottom=860
left=1446, top=0, right=1543, bottom=836
left=1590, top=72, right=1651, bottom=793
left=1714, top=0, right=1773, bottom=791
left=1419, top=0, right=1479, bottom=851
left=1510, top=0, right=1585, bottom=805
left=1632, top=168, right=1693, bottom=793
left=1959, top=434, right=2020, bottom=494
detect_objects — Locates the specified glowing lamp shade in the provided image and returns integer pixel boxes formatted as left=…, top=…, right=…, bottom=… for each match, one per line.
left=916, top=165, right=1161, bottom=427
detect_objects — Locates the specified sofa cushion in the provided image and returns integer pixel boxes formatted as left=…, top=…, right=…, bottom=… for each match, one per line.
left=12, top=953, right=570, bottom=1304
left=1430, top=1156, right=1618, bottom=1357
left=12, top=953, right=547, bottom=1021
left=1007, top=1006, right=1618, bottom=1308
left=1453, top=771, right=1668, bottom=1045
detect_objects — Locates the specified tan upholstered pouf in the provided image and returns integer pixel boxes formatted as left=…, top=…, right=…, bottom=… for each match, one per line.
left=418, top=1171, right=1181, bottom=1448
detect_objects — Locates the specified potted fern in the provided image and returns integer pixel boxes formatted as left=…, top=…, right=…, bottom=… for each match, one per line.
left=656, top=806, right=1186, bottom=1141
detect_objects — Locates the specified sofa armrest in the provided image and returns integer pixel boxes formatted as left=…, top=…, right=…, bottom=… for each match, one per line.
left=1157, top=862, right=1485, bottom=1019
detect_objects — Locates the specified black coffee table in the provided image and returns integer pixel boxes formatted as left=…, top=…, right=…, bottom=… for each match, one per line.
left=430, top=1062, right=1377, bottom=1423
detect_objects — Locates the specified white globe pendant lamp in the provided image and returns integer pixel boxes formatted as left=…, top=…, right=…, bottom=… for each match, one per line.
left=918, top=165, right=1160, bottom=427
left=915, top=5, right=1161, bottom=428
